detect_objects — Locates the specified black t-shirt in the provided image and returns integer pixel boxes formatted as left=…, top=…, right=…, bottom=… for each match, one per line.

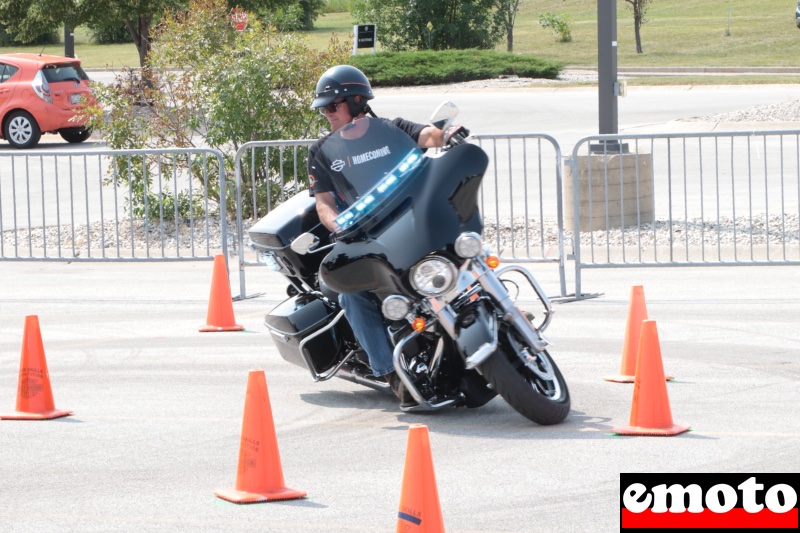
left=308, top=117, right=426, bottom=209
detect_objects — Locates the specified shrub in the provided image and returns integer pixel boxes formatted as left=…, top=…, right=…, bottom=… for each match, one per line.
left=351, top=0, right=503, bottom=51
left=350, top=50, right=562, bottom=87
left=82, top=0, right=350, bottom=220
left=539, top=12, right=572, bottom=43
left=87, top=21, right=134, bottom=44
left=0, top=24, right=59, bottom=46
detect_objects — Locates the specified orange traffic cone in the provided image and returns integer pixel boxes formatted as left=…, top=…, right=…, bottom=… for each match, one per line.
left=200, top=254, right=244, bottom=332
left=396, top=424, right=445, bottom=533
left=1, top=315, right=72, bottom=420
left=214, top=369, right=306, bottom=503
left=612, top=320, right=689, bottom=436
left=604, top=285, right=673, bottom=383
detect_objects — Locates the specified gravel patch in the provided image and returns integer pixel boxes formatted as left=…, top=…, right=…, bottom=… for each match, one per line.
left=1, top=218, right=247, bottom=256
left=482, top=214, right=800, bottom=252
left=5, top=212, right=798, bottom=258
left=682, top=99, right=800, bottom=123
left=379, top=71, right=600, bottom=91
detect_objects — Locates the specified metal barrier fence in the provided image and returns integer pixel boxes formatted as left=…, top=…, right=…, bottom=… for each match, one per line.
left=568, top=131, right=800, bottom=298
left=231, top=135, right=568, bottom=299
left=0, top=148, right=229, bottom=262
left=471, top=133, right=567, bottom=297
left=232, top=139, right=315, bottom=298
left=9, top=131, right=799, bottom=302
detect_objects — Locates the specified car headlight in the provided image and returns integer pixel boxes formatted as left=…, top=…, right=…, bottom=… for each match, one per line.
left=381, top=295, right=411, bottom=320
left=410, top=257, right=457, bottom=296
left=454, top=232, right=483, bottom=258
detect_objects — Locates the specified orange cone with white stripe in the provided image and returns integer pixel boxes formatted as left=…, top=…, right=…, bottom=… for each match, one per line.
left=396, top=424, right=445, bottom=532
left=1, top=315, right=72, bottom=420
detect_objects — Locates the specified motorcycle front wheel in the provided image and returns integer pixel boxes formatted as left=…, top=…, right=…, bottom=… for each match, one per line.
left=478, top=326, right=570, bottom=425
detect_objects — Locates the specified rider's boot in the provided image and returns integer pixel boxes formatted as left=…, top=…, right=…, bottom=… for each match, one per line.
left=385, top=371, right=417, bottom=408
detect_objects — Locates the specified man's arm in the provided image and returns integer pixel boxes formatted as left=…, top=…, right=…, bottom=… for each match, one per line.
left=416, top=125, right=445, bottom=148
left=315, top=191, right=340, bottom=232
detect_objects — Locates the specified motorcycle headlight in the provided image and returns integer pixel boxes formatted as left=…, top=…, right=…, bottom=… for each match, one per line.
left=381, top=295, right=411, bottom=320
left=454, top=232, right=483, bottom=258
left=410, top=257, right=457, bottom=296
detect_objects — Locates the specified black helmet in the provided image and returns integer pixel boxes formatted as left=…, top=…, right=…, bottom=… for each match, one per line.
left=311, top=65, right=374, bottom=112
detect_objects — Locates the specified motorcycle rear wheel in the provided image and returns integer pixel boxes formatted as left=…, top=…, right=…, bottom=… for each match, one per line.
left=478, top=329, right=570, bottom=425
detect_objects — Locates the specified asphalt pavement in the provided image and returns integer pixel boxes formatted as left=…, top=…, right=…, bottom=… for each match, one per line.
left=1, top=77, right=799, bottom=532
left=0, top=257, right=798, bottom=532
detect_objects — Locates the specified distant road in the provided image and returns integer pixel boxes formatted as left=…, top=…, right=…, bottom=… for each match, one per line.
left=83, top=69, right=800, bottom=150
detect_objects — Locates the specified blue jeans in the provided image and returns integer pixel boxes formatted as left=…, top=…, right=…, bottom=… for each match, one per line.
left=339, top=291, right=395, bottom=377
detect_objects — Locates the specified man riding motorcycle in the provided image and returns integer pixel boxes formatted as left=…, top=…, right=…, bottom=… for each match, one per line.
left=307, top=65, right=468, bottom=406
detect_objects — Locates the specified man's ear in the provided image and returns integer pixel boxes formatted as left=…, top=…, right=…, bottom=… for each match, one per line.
left=354, top=95, right=362, bottom=104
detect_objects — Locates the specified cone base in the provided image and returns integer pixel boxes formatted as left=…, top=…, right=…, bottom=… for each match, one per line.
left=214, top=486, right=306, bottom=504
left=612, top=423, right=690, bottom=436
left=0, top=409, right=73, bottom=420
left=199, top=324, right=245, bottom=332
left=604, top=374, right=675, bottom=383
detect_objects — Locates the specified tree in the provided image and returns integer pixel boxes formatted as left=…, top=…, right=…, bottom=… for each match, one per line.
left=351, top=0, right=504, bottom=52
left=0, top=0, right=184, bottom=66
left=0, top=0, right=325, bottom=67
left=81, top=0, right=349, bottom=218
left=623, top=0, right=652, bottom=54
left=494, top=0, right=522, bottom=52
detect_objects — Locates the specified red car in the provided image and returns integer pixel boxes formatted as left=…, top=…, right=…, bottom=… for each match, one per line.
left=0, top=53, right=94, bottom=149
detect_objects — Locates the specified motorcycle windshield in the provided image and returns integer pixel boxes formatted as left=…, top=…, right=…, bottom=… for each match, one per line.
left=312, top=117, right=424, bottom=233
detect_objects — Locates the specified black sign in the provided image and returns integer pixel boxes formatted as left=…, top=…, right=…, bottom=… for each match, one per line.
left=355, top=24, right=376, bottom=49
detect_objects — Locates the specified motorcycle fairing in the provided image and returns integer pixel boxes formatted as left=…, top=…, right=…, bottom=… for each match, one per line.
left=320, top=141, right=489, bottom=296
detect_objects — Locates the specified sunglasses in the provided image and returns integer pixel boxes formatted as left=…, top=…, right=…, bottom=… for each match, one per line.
left=319, top=99, right=346, bottom=115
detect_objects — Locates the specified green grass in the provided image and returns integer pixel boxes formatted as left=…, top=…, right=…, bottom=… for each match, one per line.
left=309, top=0, right=800, bottom=69
left=0, top=26, right=140, bottom=69
left=516, top=0, right=799, bottom=68
left=2, top=0, right=799, bottom=76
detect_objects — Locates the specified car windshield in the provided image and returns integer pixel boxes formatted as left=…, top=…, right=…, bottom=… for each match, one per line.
left=313, top=117, right=424, bottom=232
left=41, top=63, right=89, bottom=83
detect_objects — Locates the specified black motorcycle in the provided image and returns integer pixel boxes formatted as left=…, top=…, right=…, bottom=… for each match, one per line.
left=248, top=103, right=570, bottom=424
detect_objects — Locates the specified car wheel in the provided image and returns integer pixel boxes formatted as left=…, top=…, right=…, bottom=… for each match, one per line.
left=4, top=110, right=41, bottom=149
left=59, top=126, right=92, bottom=144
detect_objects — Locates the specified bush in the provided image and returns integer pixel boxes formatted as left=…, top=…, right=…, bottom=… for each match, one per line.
left=257, top=4, right=305, bottom=32
left=350, top=50, right=563, bottom=87
left=0, top=24, right=59, bottom=46
left=298, top=0, right=326, bottom=29
left=351, top=0, right=503, bottom=51
left=539, top=12, right=573, bottom=43
left=82, top=0, right=350, bottom=220
left=87, top=21, right=134, bottom=44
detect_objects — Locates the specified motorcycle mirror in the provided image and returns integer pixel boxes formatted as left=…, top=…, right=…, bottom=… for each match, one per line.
left=290, top=232, right=319, bottom=255
left=429, top=101, right=459, bottom=130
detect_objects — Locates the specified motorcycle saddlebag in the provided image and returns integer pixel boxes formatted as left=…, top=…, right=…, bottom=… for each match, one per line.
left=248, top=193, right=330, bottom=280
left=264, top=294, right=341, bottom=375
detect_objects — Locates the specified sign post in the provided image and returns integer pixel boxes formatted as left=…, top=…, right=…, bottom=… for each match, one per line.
left=353, top=24, right=376, bottom=54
